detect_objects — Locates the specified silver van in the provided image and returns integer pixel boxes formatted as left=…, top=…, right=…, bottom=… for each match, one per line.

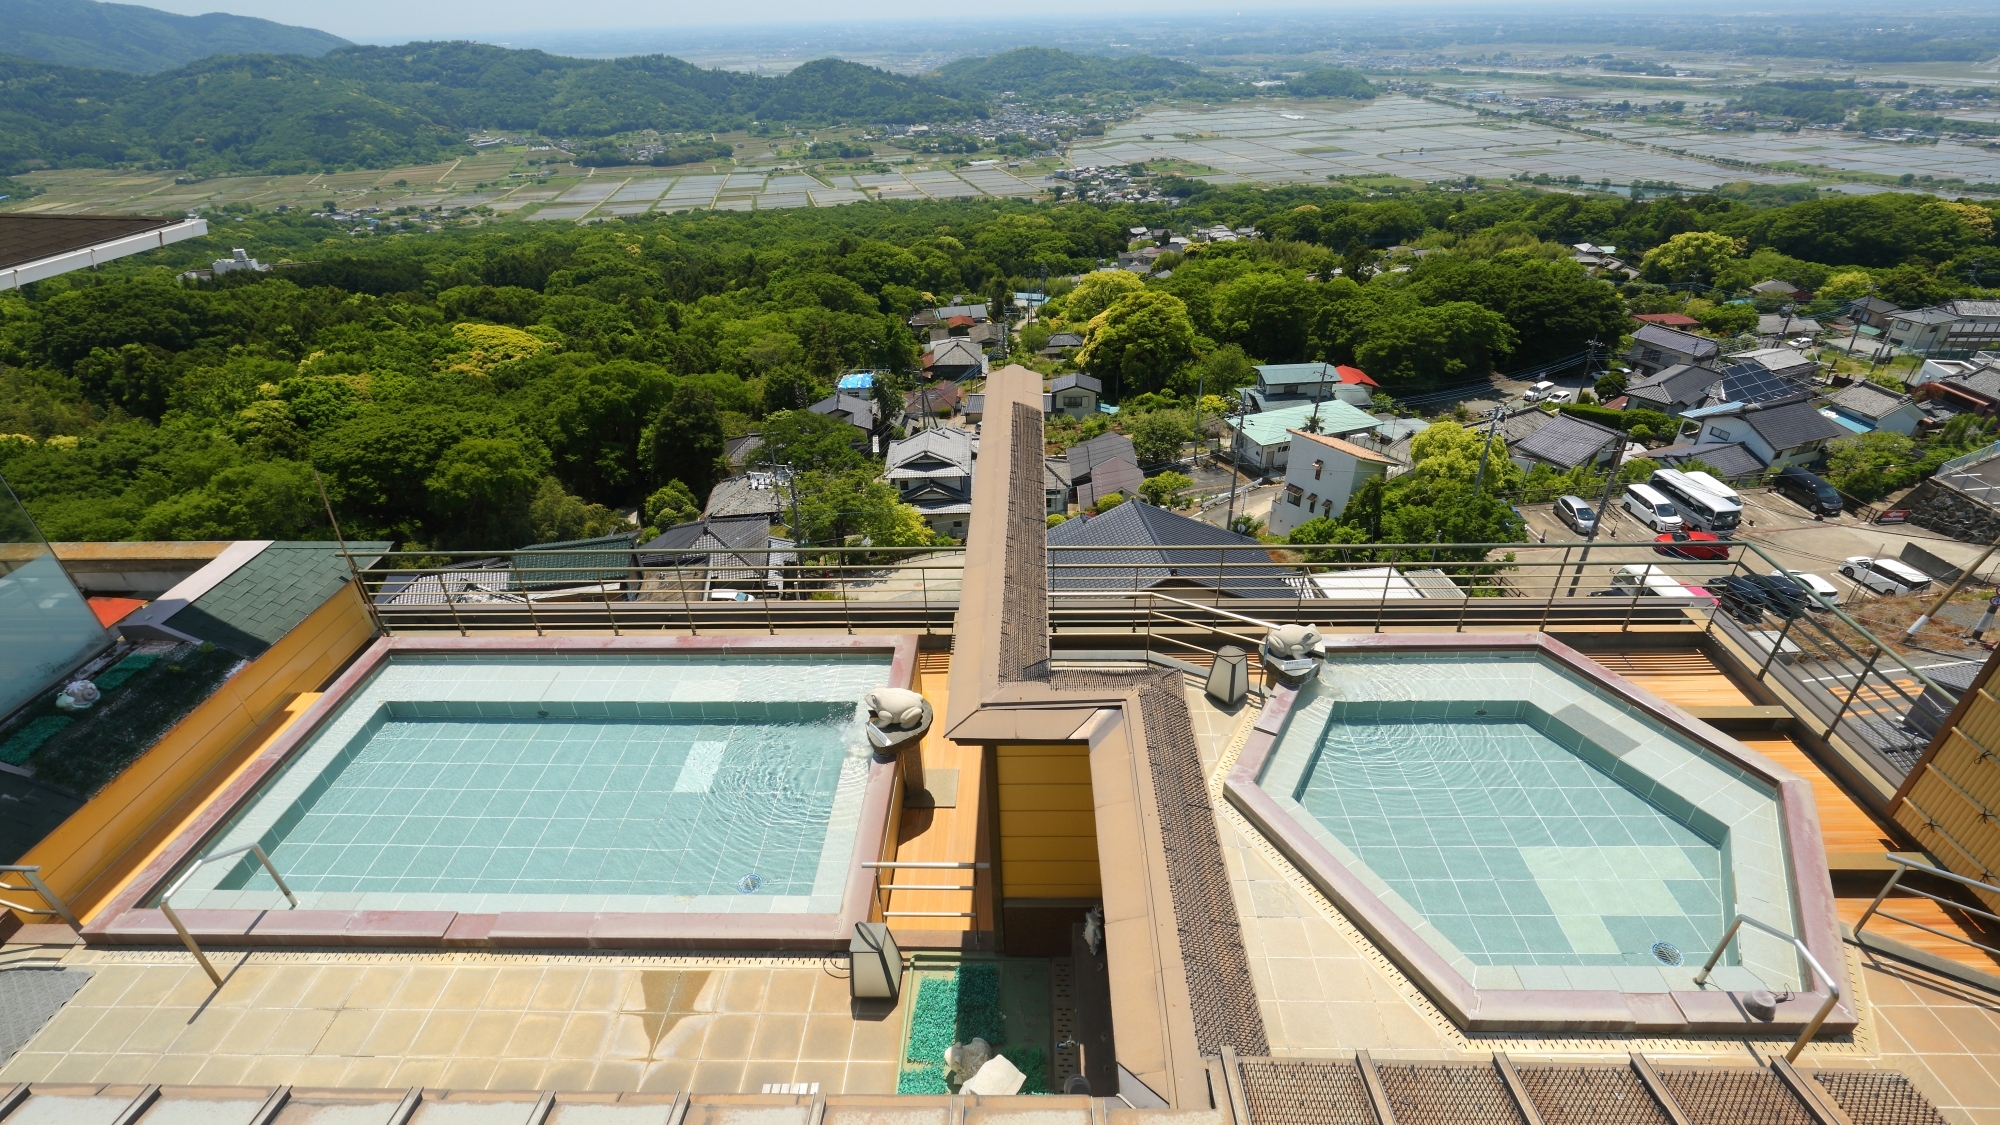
left=1840, top=556, right=1932, bottom=596
left=1621, top=482, right=1683, bottom=533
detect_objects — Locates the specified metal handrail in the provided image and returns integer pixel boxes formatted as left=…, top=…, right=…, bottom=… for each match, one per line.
left=158, top=843, right=297, bottom=986
left=1853, top=853, right=2000, bottom=962
left=0, top=865, right=80, bottom=929
left=1692, top=912, right=1842, bottom=1062
left=862, top=862, right=989, bottom=923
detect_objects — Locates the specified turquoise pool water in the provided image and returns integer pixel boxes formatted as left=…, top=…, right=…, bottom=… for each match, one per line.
left=1292, top=704, right=1725, bottom=967
left=166, top=652, right=888, bottom=915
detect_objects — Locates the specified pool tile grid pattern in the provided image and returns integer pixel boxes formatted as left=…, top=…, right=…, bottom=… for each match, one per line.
left=166, top=653, right=890, bottom=917
left=1255, top=650, right=1800, bottom=994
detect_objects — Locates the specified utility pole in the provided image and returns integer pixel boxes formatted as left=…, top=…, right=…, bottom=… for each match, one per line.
left=1903, top=527, right=2000, bottom=641
left=1471, top=405, right=1503, bottom=496
left=1567, top=434, right=1627, bottom=596
left=1224, top=398, right=1246, bottom=532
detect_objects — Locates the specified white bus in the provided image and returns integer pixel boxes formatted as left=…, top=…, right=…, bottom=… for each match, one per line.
left=1650, top=468, right=1742, bottom=535
left=1681, top=469, right=1740, bottom=505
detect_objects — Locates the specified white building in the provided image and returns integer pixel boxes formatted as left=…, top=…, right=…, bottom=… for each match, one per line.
left=1268, top=429, right=1398, bottom=538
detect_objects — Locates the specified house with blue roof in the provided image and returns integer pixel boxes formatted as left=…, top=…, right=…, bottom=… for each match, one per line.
left=1227, top=399, right=1380, bottom=475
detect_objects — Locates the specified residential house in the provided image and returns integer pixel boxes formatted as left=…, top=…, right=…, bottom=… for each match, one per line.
left=1824, top=381, right=1925, bottom=437
left=1848, top=296, right=1903, bottom=332
left=1040, top=331, right=1085, bottom=358
left=1887, top=307, right=1959, bottom=354
left=1309, top=567, right=1467, bottom=600
left=1627, top=323, right=1720, bottom=376
left=809, top=392, right=879, bottom=442
left=1228, top=400, right=1380, bottom=475
left=963, top=393, right=985, bottom=425
left=723, top=433, right=764, bottom=472
left=1268, top=430, right=1397, bottom=537
left=1507, top=413, right=1625, bottom=474
left=1622, top=363, right=1722, bottom=418
left=1076, top=456, right=1144, bottom=510
left=1648, top=441, right=1768, bottom=481
left=1727, top=347, right=1818, bottom=384
left=1241, top=362, right=1379, bottom=412
left=884, top=428, right=977, bottom=538
left=1043, top=458, right=1071, bottom=516
left=1750, top=279, right=1810, bottom=300
left=1757, top=314, right=1821, bottom=339
left=1048, top=374, right=1102, bottom=419
left=1632, top=313, right=1701, bottom=330
left=967, top=321, right=1005, bottom=349
left=1684, top=395, right=1848, bottom=470
left=904, top=382, right=963, bottom=420
left=923, top=336, right=985, bottom=381
left=1065, top=431, right=1144, bottom=509
left=1939, top=300, right=2000, bottom=354
left=932, top=302, right=990, bottom=323
left=703, top=474, right=787, bottom=521
left=1047, top=498, right=1293, bottom=598
left=1343, top=416, right=1430, bottom=464
left=1912, top=356, right=1997, bottom=388
left=638, top=516, right=795, bottom=598
left=1921, top=365, right=2000, bottom=419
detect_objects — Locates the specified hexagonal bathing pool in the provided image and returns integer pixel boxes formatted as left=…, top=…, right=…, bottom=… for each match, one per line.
left=1226, top=637, right=1848, bottom=1034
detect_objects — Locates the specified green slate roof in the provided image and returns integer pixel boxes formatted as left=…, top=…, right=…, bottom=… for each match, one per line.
left=166, top=541, right=389, bottom=658
left=1233, top=400, right=1379, bottom=447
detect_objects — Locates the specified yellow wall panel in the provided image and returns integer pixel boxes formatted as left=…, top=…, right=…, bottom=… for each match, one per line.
left=999, top=836, right=1101, bottom=862
left=997, top=784, right=1097, bottom=812
left=995, top=742, right=1100, bottom=900
left=996, top=756, right=1094, bottom=785
left=999, top=810, right=1100, bottom=837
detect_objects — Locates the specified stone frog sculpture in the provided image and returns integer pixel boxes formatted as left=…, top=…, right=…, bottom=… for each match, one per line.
left=864, top=686, right=933, bottom=752
left=1262, top=622, right=1324, bottom=685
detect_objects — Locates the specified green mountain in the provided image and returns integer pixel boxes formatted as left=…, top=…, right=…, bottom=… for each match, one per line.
left=0, top=0, right=349, bottom=73
left=933, top=47, right=1243, bottom=103
left=0, top=44, right=989, bottom=176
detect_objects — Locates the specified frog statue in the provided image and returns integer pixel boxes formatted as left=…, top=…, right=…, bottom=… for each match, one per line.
left=863, top=686, right=933, bottom=753
left=1262, top=622, right=1324, bottom=685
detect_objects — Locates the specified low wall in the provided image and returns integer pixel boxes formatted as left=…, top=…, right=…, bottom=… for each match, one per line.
left=1903, top=476, right=2000, bottom=544
left=9, top=581, right=375, bottom=925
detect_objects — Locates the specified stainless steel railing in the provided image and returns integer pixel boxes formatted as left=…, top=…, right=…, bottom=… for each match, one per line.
left=157, top=843, right=296, bottom=986
left=0, top=865, right=80, bottom=929
left=1854, top=854, right=2000, bottom=962
left=1692, top=912, right=1842, bottom=1062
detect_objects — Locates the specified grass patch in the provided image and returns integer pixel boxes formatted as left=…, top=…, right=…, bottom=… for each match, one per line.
left=897, top=963, right=1049, bottom=1095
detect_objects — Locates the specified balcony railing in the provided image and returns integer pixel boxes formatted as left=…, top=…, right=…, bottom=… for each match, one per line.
left=346, top=535, right=1956, bottom=786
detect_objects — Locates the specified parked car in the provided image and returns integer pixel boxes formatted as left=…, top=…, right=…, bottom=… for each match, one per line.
left=1524, top=380, right=1556, bottom=402
left=1554, top=494, right=1597, bottom=535
left=1774, top=466, right=1843, bottom=518
left=1654, top=528, right=1732, bottom=561
left=709, top=590, right=757, bottom=602
left=1622, top=482, right=1683, bottom=533
left=1704, top=576, right=1773, bottom=623
left=1766, top=569, right=1840, bottom=609
left=1747, top=574, right=1809, bottom=620
left=1542, top=388, right=1579, bottom=405
left=1596, top=564, right=1716, bottom=602
left=1839, top=556, right=1932, bottom=596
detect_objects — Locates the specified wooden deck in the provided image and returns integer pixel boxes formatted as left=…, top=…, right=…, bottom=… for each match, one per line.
left=1590, top=649, right=1759, bottom=712
left=881, top=650, right=994, bottom=949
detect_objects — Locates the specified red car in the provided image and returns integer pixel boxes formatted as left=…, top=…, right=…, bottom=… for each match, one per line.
left=1654, top=528, right=1732, bottom=561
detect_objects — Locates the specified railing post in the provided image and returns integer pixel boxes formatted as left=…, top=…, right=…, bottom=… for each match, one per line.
left=1852, top=863, right=1908, bottom=935
left=1826, top=644, right=1885, bottom=741
left=1541, top=547, right=1572, bottom=633
left=1374, top=549, right=1397, bottom=633
left=1759, top=611, right=1800, bottom=680
left=442, top=572, right=467, bottom=638
left=676, top=559, right=696, bottom=637
left=921, top=565, right=931, bottom=635
left=838, top=552, right=854, bottom=636
left=520, top=582, right=543, bottom=637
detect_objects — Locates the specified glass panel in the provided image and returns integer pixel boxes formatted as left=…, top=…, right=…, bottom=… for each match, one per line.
left=0, top=474, right=111, bottom=719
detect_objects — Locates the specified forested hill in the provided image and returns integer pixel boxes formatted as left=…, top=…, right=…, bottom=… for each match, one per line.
left=0, top=44, right=988, bottom=176
left=933, top=47, right=1242, bottom=102
left=0, top=0, right=349, bottom=73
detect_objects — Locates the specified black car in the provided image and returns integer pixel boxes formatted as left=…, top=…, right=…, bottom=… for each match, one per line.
left=1748, top=573, right=1809, bottom=619
left=1774, top=466, right=1843, bottom=518
left=1703, top=576, right=1772, bottom=623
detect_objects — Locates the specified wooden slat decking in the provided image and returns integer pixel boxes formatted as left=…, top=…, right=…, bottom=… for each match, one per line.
left=1589, top=649, right=1758, bottom=712
left=884, top=651, right=994, bottom=948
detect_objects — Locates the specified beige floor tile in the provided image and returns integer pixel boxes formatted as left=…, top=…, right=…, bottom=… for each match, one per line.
left=739, top=1060, right=795, bottom=1093
left=799, top=1016, right=854, bottom=1062
left=717, top=971, right=770, bottom=1013
left=170, top=1008, right=245, bottom=1054
left=251, top=966, right=324, bottom=1010
left=24, top=1007, right=110, bottom=1054
left=315, top=1008, right=382, bottom=1057
left=391, top=1058, right=450, bottom=1089
left=117, top=967, right=196, bottom=1007
left=359, top=1010, right=426, bottom=1056
left=390, top=968, right=453, bottom=1009
left=638, top=1060, right=693, bottom=1094
left=226, top=1008, right=292, bottom=1054
left=653, top=1015, right=713, bottom=1061
left=209, top=965, right=280, bottom=1007
left=342, top=969, right=409, bottom=1009
left=118, top=1008, right=199, bottom=1055
left=192, top=1054, right=256, bottom=1086
left=530, top=968, right=589, bottom=1011
left=486, top=969, right=544, bottom=1011
left=688, top=1060, right=745, bottom=1095
left=284, top=1055, right=355, bottom=1088
left=240, top=1054, right=308, bottom=1086
left=761, top=974, right=815, bottom=1015
left=750, top=1015, right=806, bottom=1062
left=541, top=1060, right=599, bottom=1092
left=268, top=1009, right=338, bottom=1055
left=339, top=1055, right=404, bottom=1090
left=138, top=1055, right=207, bottom=1085
left=41, top=1052, right=115, bottom=1083
left=574, top=971, right=624, bottom=1013
left=0, top=1052, right=61, bottom=1082
left=299, top=968, right=365, bottom=1010
left=791, top=1060, right=846, bottom=1092
left=586, top=1061, right=644, bottom=1092
left=555, top=1013, right=613, bottom=1060
left=439, top=1058, right=500, bottom=1091
left=503, top=1012, right=567, bottom=1057
left=847, top=1017, right=902, bottom=1062
left=488, top=1059, right=550, bottom=1093
left=841, top=1061, right=898, bottom=1096
left=701, top=1015, right=758, bottom=1062
left=439, top=969, right=500, bottom=1010
left=602, top=1015, right=652, bottom=1061
left=808, top=974, right=853, bottom=1014
left=1276, top=1003, right=1337, bottom=1049
left=458, top=1011, right=523, bottom=1058
left=411, top=1009, right=475, bottom=1057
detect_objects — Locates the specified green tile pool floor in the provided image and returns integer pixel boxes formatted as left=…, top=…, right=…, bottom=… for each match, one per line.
left=217, top=713, right=854, bottom=901
left=1294, top=715, right=1725, bottom=967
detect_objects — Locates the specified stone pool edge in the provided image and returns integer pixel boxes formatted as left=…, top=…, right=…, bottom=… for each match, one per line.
left=83, top=633, right=917, bottom=951
left=1221, top=631, right=1853, bottom=1036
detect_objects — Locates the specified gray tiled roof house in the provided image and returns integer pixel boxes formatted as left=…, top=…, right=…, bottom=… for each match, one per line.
left=1509, top=414, right=1624, bottom=471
